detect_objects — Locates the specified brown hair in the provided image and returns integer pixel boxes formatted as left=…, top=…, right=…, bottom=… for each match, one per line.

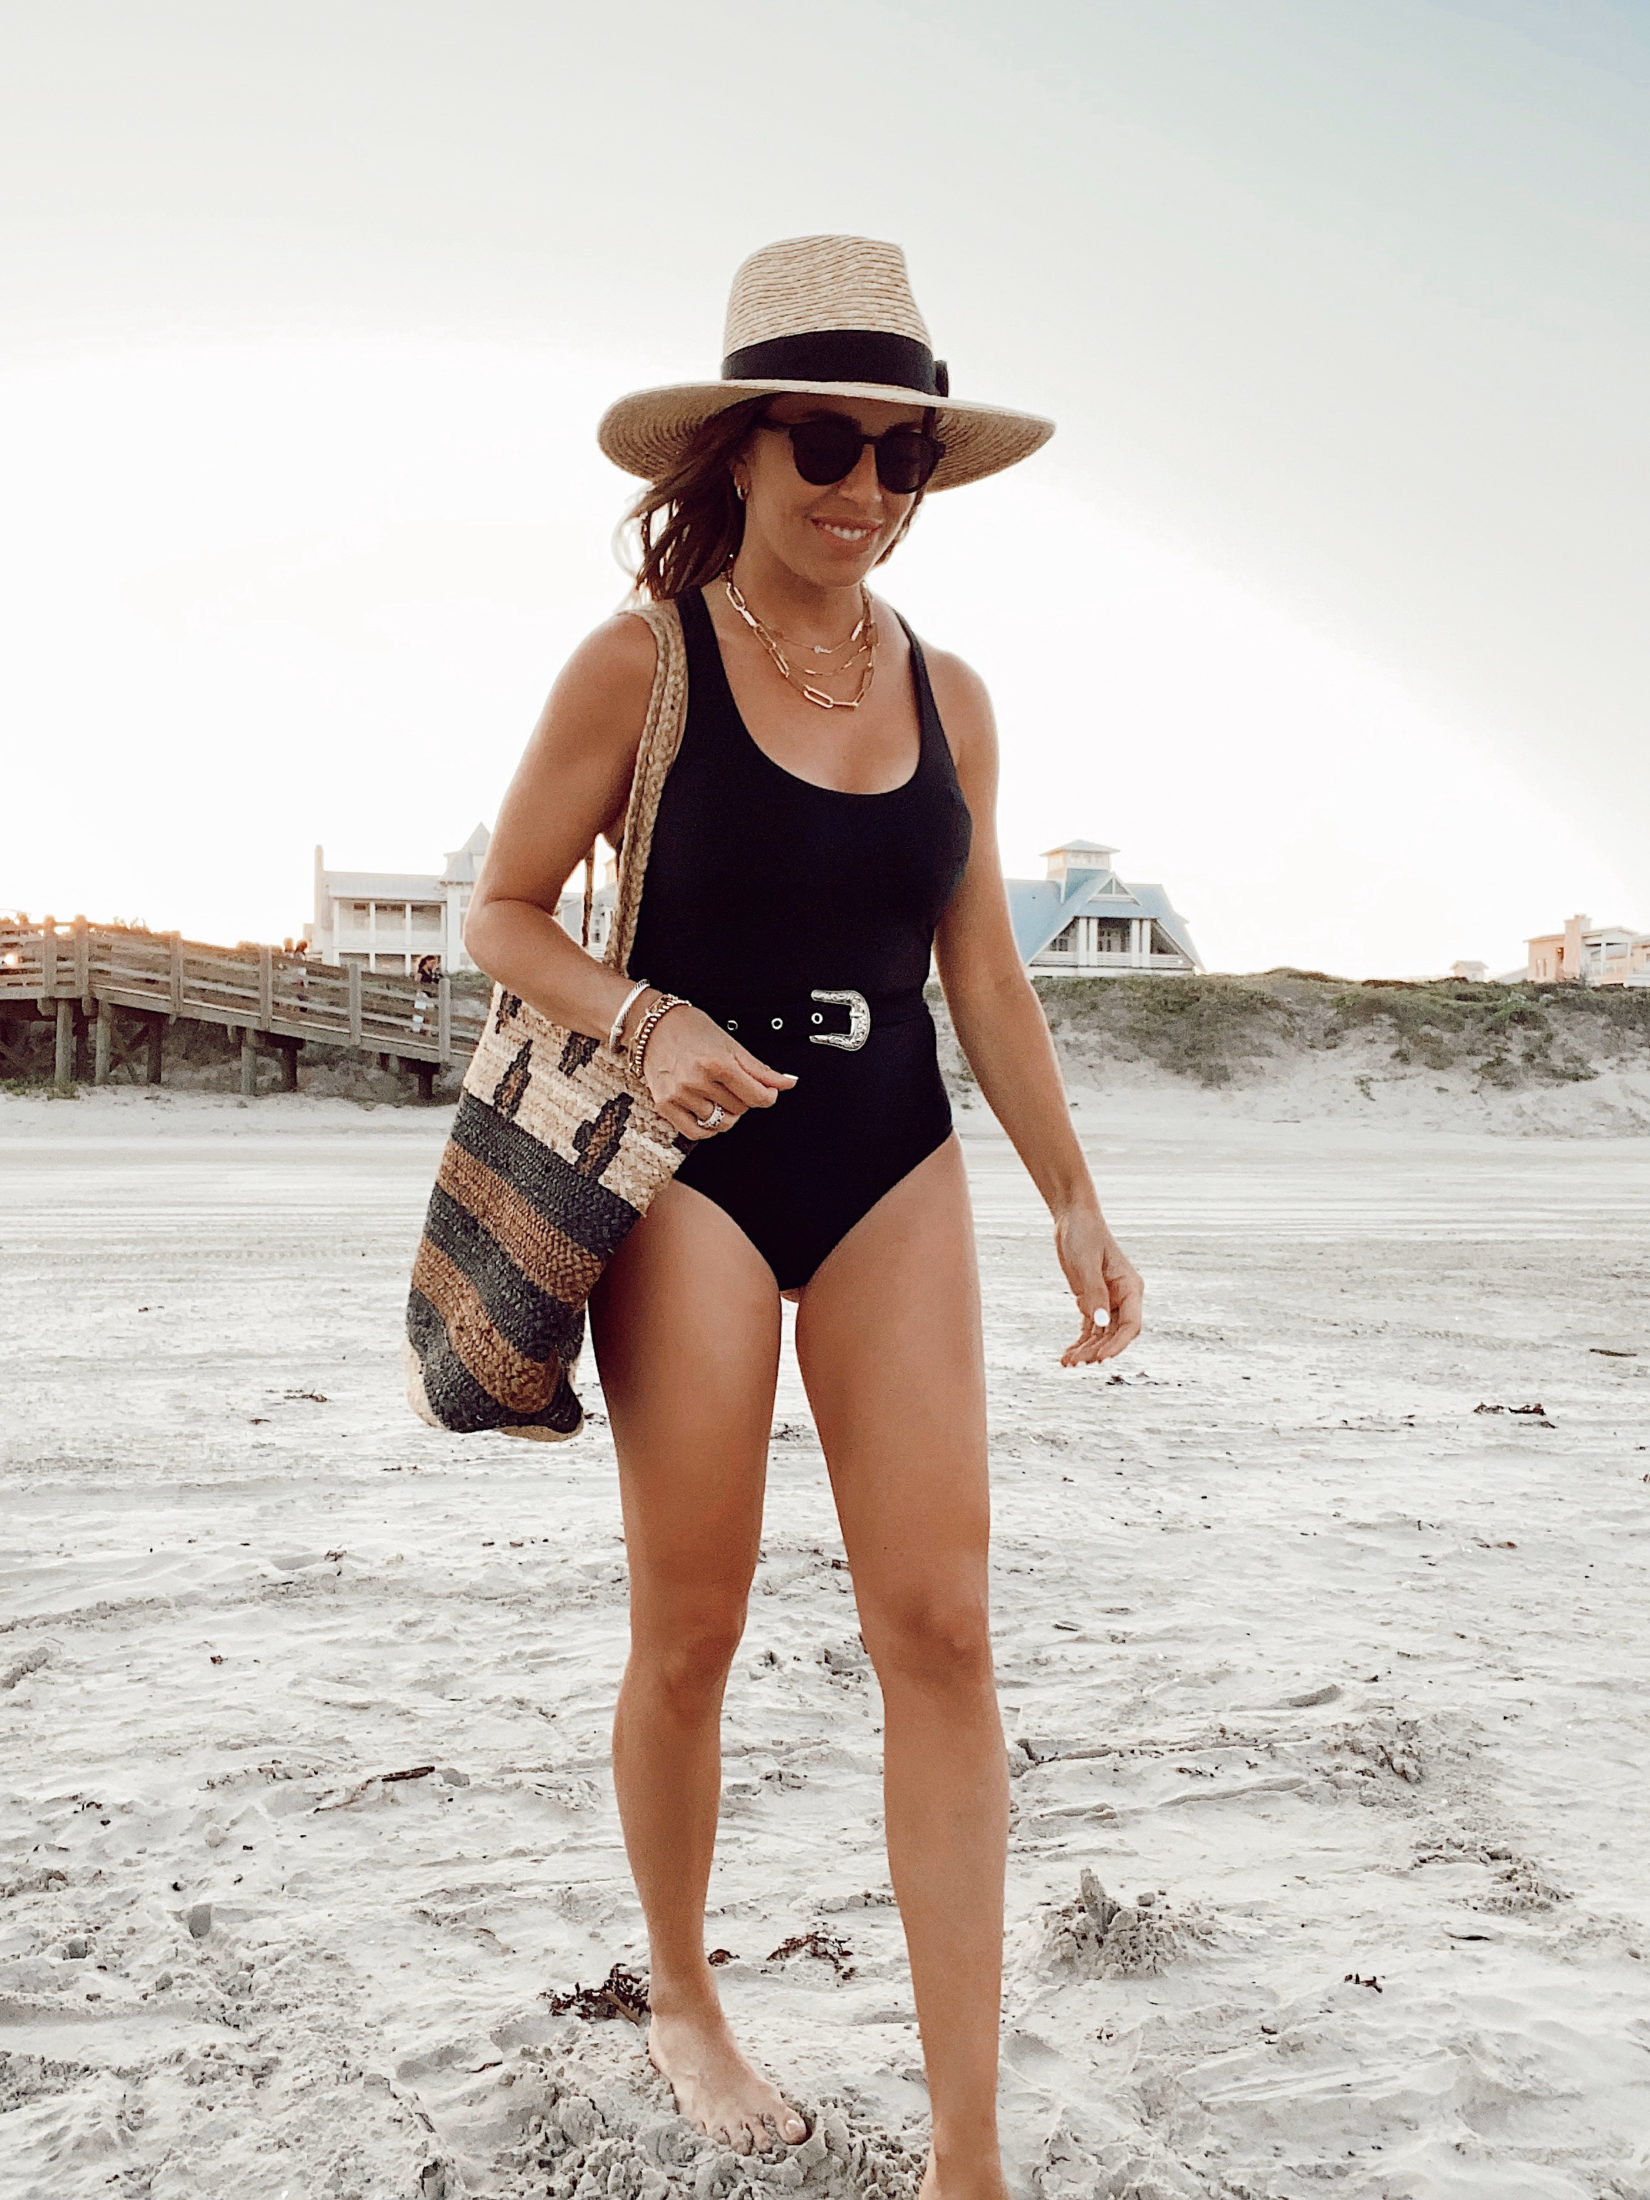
left=622, top=400, right=926, bottom=602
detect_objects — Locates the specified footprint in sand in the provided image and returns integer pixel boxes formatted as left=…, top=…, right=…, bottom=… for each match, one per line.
left=1323, top=1711, right=1425, bottom=1786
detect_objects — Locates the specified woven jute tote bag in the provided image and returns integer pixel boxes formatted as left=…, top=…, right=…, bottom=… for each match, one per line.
left=404, top=598, right=691, bottom=1441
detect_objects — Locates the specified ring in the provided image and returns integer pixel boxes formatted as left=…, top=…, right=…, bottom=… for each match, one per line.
left=696, top=1103, right=727, bottom=1130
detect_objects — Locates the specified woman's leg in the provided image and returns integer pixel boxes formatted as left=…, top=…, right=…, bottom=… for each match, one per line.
left=791, top=1136, right=1009, bottom=2200
left=590, top=1178, right=806, bottom=2149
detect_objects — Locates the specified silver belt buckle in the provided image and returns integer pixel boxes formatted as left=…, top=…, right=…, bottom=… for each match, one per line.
left=809, top=987, right=871, bottom=1051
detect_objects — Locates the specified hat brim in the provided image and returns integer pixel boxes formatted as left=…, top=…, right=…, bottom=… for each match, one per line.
left=598, top=379, right=1053, bottom=493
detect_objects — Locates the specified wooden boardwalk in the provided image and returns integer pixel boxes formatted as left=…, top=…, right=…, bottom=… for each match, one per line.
left=0, top=919, right=489, bottom=1096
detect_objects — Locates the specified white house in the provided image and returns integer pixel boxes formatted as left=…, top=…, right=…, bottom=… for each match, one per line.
left=1007, top=841, right=1201, bottom=975
left=308, top=825, right=490, bottom=973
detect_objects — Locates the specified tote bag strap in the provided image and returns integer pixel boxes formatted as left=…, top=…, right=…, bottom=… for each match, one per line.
left=595, top=596, right=689, bottom=974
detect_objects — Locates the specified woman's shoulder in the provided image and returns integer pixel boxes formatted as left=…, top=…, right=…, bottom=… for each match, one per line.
left=544, top=602, right=673, bottom=752
left=879, top=606, right=995, bottom=750
left=562, top=601, right=663, bottom=691
left=875, top=599, right=986, bottom=694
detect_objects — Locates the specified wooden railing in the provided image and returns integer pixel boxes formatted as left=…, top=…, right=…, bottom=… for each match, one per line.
left=0, top=919, right=489, bottom=1091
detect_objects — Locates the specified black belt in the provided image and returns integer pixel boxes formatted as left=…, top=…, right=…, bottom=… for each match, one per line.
left=704, top=985, right=928, bottom=1054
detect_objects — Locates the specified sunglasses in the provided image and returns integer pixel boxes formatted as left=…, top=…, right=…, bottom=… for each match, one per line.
left=759, top=413, right=946, bottom=496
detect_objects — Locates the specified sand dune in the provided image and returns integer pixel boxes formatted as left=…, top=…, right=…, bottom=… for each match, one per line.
left=2, top=1088, right=1648, bottom=2198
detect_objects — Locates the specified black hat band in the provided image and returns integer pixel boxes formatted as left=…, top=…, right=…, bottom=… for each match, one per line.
left=722, top=328, right=949, bottom=399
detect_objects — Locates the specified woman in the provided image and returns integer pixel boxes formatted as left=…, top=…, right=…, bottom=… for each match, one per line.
left=464, top=236, right=1143, bottom=2200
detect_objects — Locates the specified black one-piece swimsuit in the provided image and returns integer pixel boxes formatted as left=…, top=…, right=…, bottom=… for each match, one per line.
left=626, top=586, right=974, bottom=1291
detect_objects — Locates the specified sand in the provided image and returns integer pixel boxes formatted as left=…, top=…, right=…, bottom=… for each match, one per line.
left=2, top=1084, right=1648, bottom=2200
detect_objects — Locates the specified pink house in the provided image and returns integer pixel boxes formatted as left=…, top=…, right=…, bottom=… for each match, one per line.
left=1527, top=914, right=1650, bottom=987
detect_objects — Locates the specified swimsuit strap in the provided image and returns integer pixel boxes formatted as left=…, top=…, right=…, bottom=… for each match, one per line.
left=892, top=610, right=963, bottom=798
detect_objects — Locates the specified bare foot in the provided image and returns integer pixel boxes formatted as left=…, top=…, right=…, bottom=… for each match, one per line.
left=648, top=1999, right=807, bottom=2151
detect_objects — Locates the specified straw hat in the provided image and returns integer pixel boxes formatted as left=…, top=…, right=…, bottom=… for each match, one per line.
left=598, top=235, right=1053, bottom=494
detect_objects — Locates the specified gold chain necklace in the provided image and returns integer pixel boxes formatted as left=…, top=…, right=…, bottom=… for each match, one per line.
left=723, top=570, right=878, bottom=712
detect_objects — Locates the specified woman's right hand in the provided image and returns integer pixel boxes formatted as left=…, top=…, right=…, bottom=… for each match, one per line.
left=638, top=1002, right=797, bottom=1140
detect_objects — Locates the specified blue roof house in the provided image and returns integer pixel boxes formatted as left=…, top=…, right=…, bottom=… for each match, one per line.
left=1007, top=841, right=1202, bottom=976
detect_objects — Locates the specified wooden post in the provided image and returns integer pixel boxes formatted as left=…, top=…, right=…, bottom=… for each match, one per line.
left=145, top=1015, right=165, bottom=1086
left=437, top=974, right=451, bottom=1064
left=277, top=1037, right=299, bottom=1092
left=413, top=1061, right=436, bottom=1103
left=54, top=999, right=74, bottom=1092
left=169, top=933, right=184, bottom=1014
left=41, top=920, right=57, bottom=996
left=258, top=942, right=273, bottom=1028
left=94, top=1002, right=113, bottom=1085
left=240, top=1030, right=258, bottom=1097
left=347, top=960, right=362, bottom=1048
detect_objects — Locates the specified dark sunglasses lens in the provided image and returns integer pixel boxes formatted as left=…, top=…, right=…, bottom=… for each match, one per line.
left=875, top=430, right=942, bottom=494
left=787, top=419, right=864, bottom=485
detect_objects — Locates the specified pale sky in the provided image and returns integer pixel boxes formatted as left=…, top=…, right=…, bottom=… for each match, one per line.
left=2, top=0, right=1645, bottom=976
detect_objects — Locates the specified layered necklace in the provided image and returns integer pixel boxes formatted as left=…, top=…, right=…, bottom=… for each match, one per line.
left=723, top=566, right=878, bottom=711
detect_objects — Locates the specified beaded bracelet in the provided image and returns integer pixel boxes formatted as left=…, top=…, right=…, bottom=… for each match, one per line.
left=627, top=993, right=691, bottom=1084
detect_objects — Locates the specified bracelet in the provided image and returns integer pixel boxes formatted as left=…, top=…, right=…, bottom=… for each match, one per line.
left=607, top=977, right=653, bottom=1055
left=627, top=993, right=690, bottom=1083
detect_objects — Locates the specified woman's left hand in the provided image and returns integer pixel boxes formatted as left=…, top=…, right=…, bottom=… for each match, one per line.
left=1055, top=1203, right=1144, bottom=1366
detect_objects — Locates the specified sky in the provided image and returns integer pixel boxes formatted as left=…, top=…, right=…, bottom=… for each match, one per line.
left=1, top=0, right=1645, bottom=977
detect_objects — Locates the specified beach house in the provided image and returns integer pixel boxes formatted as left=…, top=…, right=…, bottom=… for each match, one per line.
left=1526, top=914, right=1650, bottom=987
left=1005, top=842, right=1201, bottom=976
left=307, top=826, right=490, bottom=973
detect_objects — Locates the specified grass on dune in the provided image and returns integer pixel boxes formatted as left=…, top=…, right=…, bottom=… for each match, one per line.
left=1028, top=972, right=1650, bottom=1090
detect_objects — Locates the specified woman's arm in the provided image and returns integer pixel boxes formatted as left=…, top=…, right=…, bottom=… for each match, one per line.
left=925, top=649, right=1143, bottom=1365
left=463, top=613, right=796, bottom=1144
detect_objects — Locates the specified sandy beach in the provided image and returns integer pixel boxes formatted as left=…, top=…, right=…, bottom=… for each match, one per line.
left=3, top=1086, right=1648, bottom=2200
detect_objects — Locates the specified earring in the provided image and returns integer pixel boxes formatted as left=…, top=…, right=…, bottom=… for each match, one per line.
left=734, top=478, right=748, bottom=502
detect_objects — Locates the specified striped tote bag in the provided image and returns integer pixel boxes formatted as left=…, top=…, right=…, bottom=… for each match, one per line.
left=404, top=597, right=691, bottom=1439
